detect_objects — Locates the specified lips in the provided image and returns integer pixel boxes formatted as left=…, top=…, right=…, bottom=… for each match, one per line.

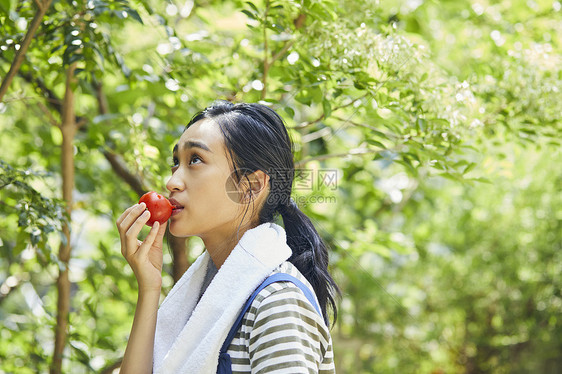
left=168, top=198, right=184, bottom=210
left=168, top=198, right=184, bottom=217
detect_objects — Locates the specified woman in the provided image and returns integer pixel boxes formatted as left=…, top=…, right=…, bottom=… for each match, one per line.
left=116, top=101, right=339, bottom=373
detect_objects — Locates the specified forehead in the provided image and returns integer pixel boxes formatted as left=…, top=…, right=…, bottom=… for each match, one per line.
left=176, top=118, right=224, bottom=153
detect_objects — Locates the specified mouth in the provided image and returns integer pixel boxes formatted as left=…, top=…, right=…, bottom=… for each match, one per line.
left=168, top=198, right=185, bottom=216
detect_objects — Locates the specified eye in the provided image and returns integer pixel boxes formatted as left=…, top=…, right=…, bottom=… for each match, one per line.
left=189, top=154, right=202, bottom=165
left=171, top=153, right=203, bottom=169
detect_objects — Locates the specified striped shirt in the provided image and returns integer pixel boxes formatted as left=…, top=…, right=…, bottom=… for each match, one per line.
left=226, top=261, right=336, bottom=373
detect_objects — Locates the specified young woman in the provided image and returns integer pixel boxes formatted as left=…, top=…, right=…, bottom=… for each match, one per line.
left=116, top=101, right=339, bottom=373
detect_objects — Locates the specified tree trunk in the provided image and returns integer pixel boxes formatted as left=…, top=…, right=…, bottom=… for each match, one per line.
left=51, top=62, right=77, bottom=374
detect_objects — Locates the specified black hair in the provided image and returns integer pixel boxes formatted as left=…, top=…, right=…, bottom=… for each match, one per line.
left=185, top=100, right=340, bottom=326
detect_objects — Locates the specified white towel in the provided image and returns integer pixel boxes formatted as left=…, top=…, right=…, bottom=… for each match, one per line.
left=153, top=221, right=293, bottom=374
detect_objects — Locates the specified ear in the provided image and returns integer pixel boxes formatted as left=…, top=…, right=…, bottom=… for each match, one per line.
left=243, top=170, right=270, bottom=203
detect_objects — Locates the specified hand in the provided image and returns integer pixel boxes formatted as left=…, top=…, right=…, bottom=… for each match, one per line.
left=116, top=202, right=168, bottom=292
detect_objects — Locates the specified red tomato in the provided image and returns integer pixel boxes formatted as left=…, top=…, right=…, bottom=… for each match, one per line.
left=139, top=191, right=173, bottom=226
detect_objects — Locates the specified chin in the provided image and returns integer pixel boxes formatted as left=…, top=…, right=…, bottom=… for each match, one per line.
left=169, top=220, right=201, bottom=239
left=168, top=219, right=186, bottom=237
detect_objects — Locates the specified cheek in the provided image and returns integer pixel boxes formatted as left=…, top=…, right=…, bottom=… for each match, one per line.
left=190, top=171, right=242, bottom=217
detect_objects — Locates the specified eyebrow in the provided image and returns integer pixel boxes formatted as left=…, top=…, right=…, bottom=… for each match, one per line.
left=172, top=140, right=212, bottom=154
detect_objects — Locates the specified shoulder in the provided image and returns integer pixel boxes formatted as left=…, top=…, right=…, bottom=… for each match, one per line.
left=250, top=262, right=322, bottom=320
left=229, top=262, right=335, bottom=373
left=246, top=262, right=331, bottom=349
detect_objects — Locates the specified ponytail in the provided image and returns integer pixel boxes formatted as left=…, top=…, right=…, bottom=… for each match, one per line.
left=278, top=199, right=340, bottom=327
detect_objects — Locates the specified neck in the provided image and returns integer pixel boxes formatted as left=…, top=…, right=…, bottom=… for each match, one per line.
left=201, top=221, right=257, bottom=269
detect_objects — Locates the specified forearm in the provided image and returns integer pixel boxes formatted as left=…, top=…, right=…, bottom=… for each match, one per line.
left=120, top=290, right=161, bottom=374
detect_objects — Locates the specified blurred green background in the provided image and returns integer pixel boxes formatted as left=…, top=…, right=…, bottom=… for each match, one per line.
left=1, top=0, right=560, bottom=373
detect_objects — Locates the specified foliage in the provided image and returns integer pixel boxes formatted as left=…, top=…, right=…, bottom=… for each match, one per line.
left=1, top=0, right=560, bottom=372
left=325, top=141, right=561, bottom=373
left=0, top=160, right=67, bottom=264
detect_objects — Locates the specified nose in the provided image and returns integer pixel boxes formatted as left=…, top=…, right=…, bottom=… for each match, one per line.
left=166, top=169, right=185, bottom=193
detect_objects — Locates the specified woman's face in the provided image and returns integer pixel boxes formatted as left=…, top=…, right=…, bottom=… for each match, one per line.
left=166, top=118, right=247, bottom=239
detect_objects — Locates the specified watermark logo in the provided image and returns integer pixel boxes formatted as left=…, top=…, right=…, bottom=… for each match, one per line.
left=317, top=169, right=338, bottom=191
left=224, top=167, right=340, bottom=206
left=294, top=168, right=339, bottom=191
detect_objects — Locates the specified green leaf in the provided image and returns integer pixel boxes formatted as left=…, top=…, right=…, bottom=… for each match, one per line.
left=404, top=152, right=420, bottom=163
left=284, top=106, right=295, bottom=118
left=354, top=81, right=366, bottom=90
left=241, top=9, right=257, bottom=20
left=322, top=98, right=332, bottom=118
left=462, top=162, right=477, bottom=175
left=0, top=0, right=14, bottom=13
left=125, top=8, right=143, bottom=24
left=246, top=2, right=259, bottom=13
left=366, top=138, right=385, bottom=149
left=70, top=342, right=92, bottom=368
left=295, top=91, right=312, bottom=106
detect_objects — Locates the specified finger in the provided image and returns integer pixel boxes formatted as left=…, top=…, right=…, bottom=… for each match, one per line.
left=116, top=204, right=138, bottom=226
left=139, top=221, right=160, bottom=258
left=155, top=221, right=168, bottom=244
left=124, top=203, right=146, bottom=225
left=119, top=203, right=147, bottom=236
left=124, top=210, right=151, bottom=256
left=146, top=221, right=167, bottom=252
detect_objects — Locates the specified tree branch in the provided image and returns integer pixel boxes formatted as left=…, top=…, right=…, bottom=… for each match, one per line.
left=269, top=41, right=294, bottom=68
left=32, top=0, right=44, bottom=10
left=31, top=98, right=60, bottom=127
left=0, top=0, right=53, bottom=102
left=94, top=80, right=109, bottom=115
left=103, top=151, right=146, bottom=196
left=17, top=69, right=63, bottom=114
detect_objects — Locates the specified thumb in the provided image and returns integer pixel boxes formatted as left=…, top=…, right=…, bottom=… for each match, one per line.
left=155, top=221, right=168, bottom=244
left=139, top=221, right=161, bottom=258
